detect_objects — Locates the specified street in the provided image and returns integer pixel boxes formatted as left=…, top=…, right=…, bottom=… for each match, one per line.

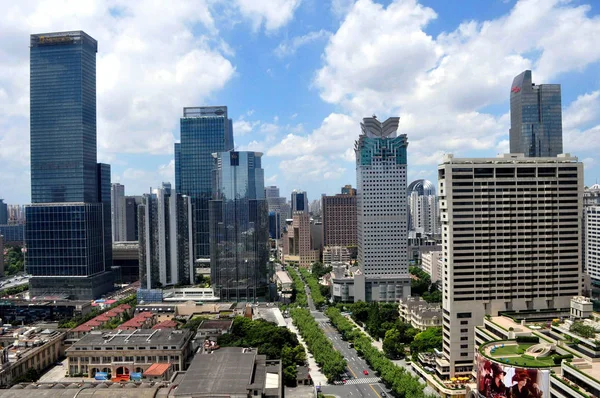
left=302, top=281, right=391, bottom=398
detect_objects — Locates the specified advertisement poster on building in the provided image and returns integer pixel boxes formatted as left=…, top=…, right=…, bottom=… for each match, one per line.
left=476, top=353, right=549, bottom=398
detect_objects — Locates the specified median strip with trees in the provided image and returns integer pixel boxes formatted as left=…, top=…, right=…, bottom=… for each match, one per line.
left=290, top=307, right=347, bottom=382
left=325, top=307, right=436, bottom=398
left=298, top=268, right=325, bottom=309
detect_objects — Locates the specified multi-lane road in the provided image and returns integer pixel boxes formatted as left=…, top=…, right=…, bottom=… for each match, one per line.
left=302, top=281, right=391, bottom=398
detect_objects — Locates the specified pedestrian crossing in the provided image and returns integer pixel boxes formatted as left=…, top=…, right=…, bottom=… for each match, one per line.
left=333, top=377, right=382, bottom=385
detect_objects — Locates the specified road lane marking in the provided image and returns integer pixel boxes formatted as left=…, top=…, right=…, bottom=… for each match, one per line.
left=369, top=384, right=382, bottom=398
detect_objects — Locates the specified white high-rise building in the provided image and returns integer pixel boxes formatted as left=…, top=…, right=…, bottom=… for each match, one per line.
left=584, top=184, right=600, bottom=285
left=354, top=115, right=411, bottom=302
left=111, top=183, right=126, bottom=242
left=407, top=179, right=439, bottom=238
left=438, top=153, right=583, bottom=377
left=138, top=183, right=194, bottom=288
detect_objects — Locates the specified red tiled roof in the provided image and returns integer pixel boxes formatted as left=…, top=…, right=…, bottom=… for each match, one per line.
left=143, top=363, right=171, bottom=377
left=72, top=325, right=92, bottom=332
left=152, top=320, right=177, bottom=329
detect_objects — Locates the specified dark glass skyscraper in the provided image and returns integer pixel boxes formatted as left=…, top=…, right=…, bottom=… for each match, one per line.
left=509, top=70, right=563, bottom=157
left=210, top=151, right=270, bottom=301
left=174, top=106, right=234, bottom=260
left=26, top=31, right=113, bottom=300
left=30, top=31, right=99, bottom=203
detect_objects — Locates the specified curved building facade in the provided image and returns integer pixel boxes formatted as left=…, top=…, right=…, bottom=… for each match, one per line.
left=407, top=179, right=439, bottom=237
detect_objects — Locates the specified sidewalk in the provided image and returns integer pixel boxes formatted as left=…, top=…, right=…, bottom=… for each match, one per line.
left=286, top=318, right=328, bottom=386
left=345, top=315, right=384, bottom=352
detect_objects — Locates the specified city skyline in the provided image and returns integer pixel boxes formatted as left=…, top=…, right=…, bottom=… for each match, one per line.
left=1, top=1, right=600, bottom=204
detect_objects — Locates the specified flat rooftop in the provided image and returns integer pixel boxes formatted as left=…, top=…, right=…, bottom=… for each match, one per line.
left=174, top=348, right=259, bottom=396
left=67, top=329, right=191, bottom=350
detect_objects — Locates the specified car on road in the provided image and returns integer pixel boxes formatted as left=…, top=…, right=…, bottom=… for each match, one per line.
left=381, top=392, right=386, bottom=397
left=363, top=370, right=369, bottom=375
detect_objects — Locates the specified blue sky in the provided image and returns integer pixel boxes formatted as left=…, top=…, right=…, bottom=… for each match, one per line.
left=1, top=0, right=600, bottom=204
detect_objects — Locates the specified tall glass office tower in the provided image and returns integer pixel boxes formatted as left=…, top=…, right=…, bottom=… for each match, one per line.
left=174, top=106, right=234, bottom=260
left=26, top=31, right=113, bottom=300
left=209, top=151, right=270, bottom=301
left=509, top=70, right=563, bottom=157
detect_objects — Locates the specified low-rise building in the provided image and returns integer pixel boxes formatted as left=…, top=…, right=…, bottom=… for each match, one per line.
left=173, top=347, right=282, bottom=398
left=69, top=304, right=133, bottom=339
left=275, top=271, right=292, bottom=293
left=398, top=296, right=442, bottom=330
left=0, top=328, right=65, bottom=387
left=142, top=362, right=173, bottom=381
left=65, top=328, right=194, bottom=377
left=330, top=265, right=359, bottom=303
left=135, top=303, right=177, bottom=322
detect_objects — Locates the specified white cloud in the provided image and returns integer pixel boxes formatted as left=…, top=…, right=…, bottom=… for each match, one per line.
left=331, top=0, right=356, bottom=18
left=235, top=0, right=302, bottom=32
left=268, top=113, right=355, bottom=157
left=233, top=119, right=260, bottom=136
left=274, top=29, right=331, bottom=57
left=279, top=155, right=346, bottom=181
left=304, top=0, right=600, bottom=184
left=563, top=91, right=600, bottom=131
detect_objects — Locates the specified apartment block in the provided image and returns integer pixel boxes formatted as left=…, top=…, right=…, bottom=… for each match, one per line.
left=421, top=249, right=442, bottom=283
left=438, top=153, right=583, bottom=377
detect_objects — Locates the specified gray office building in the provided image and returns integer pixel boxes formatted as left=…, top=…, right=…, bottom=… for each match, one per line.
left=111, top=183, right=126, bottom=242
left=26, top=31, right=113, bottom=300
left=210, top=151, right=270, bottom=301
left=509, top=70, right=563, bottom=157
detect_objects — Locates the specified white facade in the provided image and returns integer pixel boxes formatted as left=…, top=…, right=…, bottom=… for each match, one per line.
left=355, top=116, right=410, bottom=302
left=110, top=183, right=126, bottom=242
left=408, top=179, right=439, bottom=238
left=439, top=153, right=583, bottom=377
left=585, top=206, right=600, bottom=283
left=421, top=249, right=442, bottom=283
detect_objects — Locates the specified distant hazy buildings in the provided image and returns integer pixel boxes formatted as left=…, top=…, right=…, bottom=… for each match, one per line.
left=438, top=153, right=583, bottom=377
left=210, top=151, right=270, bottom=301
left=111, top=183, right=126, bottom=242
left=26, top=31, right=113, bottom=300
left=175, top=106, right=234, bottom=260
left=290, top=190, right=308, bottom=216
left=509, top=70, right=563, bottom=157
left=354, top=116, right=410, bottom=302
left=322, top=187, right=357, bottom=247
left=138, top=183, right=194, bottom=289
left=407, top=179, right=439, bottom=238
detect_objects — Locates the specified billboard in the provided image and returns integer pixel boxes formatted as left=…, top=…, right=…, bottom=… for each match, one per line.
left=476, top=353, right=549, bottom=398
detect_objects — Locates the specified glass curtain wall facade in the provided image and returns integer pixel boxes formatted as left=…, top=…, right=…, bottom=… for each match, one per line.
left=175, top=106, right=234, bottom=260
left=27, top=31, right=113, bottom=300
left=210, top=151, right=270, bottom=301
left=509, top=70, right=563, bottom=157
left=30, top=31, right=98, bottom=203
